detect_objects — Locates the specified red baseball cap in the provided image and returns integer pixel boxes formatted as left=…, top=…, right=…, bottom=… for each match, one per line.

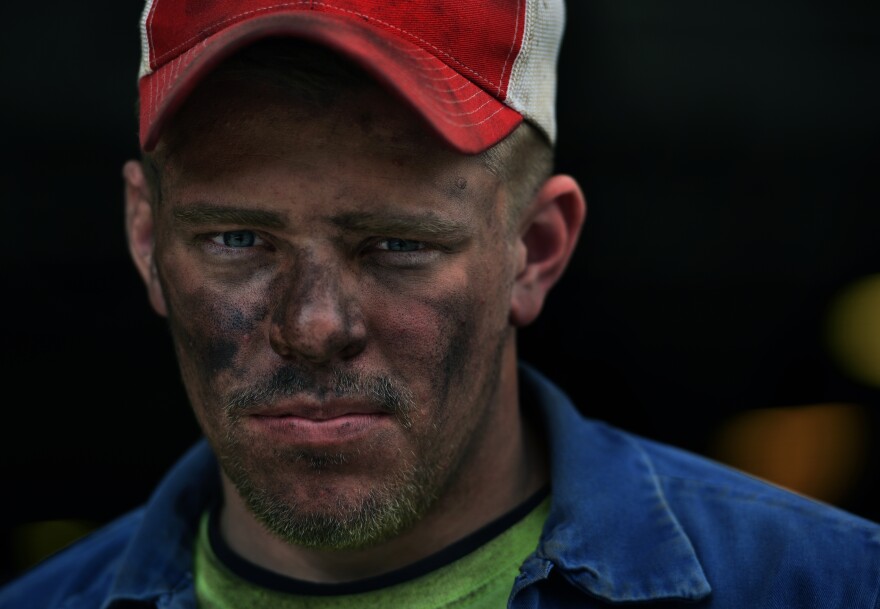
left=137, top=0, right=565, bottom=154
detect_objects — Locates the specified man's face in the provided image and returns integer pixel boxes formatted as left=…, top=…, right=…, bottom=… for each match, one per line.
left=145, top=70, right=525, bottom=548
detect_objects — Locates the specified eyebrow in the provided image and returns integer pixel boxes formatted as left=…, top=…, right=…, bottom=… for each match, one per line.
left=172, top=205, right=287, bottom=229
left=330, top=211, right=469, bottom=239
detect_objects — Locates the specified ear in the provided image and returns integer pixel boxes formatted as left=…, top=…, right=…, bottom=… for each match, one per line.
left=123, top=160, right=168, bottom=317
left=510, top=174, right=586, bottom=327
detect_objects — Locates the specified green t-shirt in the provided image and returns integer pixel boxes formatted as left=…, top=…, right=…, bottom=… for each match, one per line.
left=194, top=489, right=550, bottom=609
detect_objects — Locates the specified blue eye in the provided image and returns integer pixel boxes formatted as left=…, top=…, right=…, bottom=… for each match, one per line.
left=218, top=231, right=257, bottom=247
left=378, top=238, right=425, bottom=252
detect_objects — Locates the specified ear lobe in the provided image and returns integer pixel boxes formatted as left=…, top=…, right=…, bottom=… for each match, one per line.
left=510, top=174, right=586, bottom=327
left=123, top=160, right=168, bottom=317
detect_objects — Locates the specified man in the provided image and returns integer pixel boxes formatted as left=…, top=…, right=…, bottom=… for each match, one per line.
left=2, top=1, right=879, bottom=607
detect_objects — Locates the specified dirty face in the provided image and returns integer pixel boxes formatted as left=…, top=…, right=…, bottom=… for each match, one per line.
left=147, top=71, right=522, bottom=549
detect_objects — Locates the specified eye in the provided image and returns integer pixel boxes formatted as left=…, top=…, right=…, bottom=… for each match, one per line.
left=376, top=238, right=426, bottom=252
left=210, top=230, right=262, bottom=248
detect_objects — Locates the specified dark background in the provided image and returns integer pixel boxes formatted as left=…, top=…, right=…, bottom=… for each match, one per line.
left=2, top=0, right=879, bottom=585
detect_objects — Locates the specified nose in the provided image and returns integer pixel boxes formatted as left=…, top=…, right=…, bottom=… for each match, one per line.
left=269, top=253, right=366, bottom=364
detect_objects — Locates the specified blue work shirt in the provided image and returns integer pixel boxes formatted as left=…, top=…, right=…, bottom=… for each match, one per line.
left=2, top=363, right=879, bottom=608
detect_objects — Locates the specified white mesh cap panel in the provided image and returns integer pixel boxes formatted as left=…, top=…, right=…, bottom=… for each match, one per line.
left=506, top=0, right=566, bottom=146
left=139, top=0, right=158, bottom=78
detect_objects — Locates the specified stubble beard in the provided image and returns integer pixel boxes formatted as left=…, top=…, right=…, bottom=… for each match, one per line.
left=215, top=366, right=447, bottom=550
left=221, top=444, right=444, bottom=550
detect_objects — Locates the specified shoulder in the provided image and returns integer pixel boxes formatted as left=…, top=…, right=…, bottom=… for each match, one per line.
left=0, top=508, right=145, bottom=609
left=617, top=425, right=880, bottom=605
left=521, top=364, right=880, bottom=605
left=633, top=427, right=880, bottom=537
left=0, top=441, right=219, bottom=609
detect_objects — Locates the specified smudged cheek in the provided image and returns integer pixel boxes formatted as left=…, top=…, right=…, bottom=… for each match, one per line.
left=161, top=272, right=273, bottom=402
left=363, top=273, right=500, bottom=414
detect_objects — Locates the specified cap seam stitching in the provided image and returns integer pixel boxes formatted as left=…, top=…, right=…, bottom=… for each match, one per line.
left=496, top=0, right=522, bottom=97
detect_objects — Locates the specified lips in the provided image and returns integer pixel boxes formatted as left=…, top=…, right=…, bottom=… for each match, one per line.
left=244, top=398, right=395, bottom=446
left=248, top=396, right=389, bottom=420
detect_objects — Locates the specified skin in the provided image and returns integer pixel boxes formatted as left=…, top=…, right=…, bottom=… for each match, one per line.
left=123, top=66, right=585, bottom=582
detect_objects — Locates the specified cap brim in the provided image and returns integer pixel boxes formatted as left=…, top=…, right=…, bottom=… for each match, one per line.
left=139, top=11, right=523, bottom=154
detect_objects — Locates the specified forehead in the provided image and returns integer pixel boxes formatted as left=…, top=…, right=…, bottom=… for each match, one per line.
left=154, top=43, right=486, bottom=183
left=151, top=50, right=502, bottom=222
left=162, top=38, right=474, bottom=159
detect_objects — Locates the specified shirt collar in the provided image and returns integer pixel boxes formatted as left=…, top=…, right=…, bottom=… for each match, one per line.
left=520, top=362, right=712, bottom=603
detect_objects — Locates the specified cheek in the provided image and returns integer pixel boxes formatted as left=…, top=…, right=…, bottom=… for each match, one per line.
left=366, top=263, right=509, bottom=404
left=159, top=263, right=271, bottom=390
left=371, top=290, right=475, bottom=361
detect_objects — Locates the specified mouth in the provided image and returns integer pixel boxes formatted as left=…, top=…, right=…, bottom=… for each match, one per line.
left=249, top=395, right=390, bottom=419
left=244, top=398, right=396, bottom=446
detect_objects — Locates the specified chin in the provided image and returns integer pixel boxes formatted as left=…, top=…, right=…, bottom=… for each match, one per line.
left=218, top=444, right=443, bottom=550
